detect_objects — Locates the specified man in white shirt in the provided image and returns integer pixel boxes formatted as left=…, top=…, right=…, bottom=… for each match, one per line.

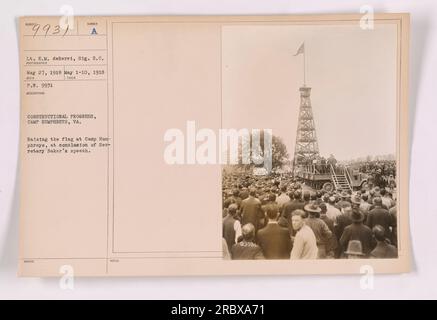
left=222, top=204, right=242, bottom=250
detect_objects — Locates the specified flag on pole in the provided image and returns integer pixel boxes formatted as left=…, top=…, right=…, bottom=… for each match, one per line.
left=294, top=42, right=305, bottom=56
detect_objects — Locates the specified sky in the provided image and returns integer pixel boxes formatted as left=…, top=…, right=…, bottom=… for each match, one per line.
left=221, top=23, right=398, bottom=161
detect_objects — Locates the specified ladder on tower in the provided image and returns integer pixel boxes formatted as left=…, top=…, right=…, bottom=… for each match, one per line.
left=330, top=165, right=352, bottom=192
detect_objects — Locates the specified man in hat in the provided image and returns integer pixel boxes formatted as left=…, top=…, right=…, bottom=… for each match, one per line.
left=222, top=204, right=242, bottom=251
left=339, top=208, right=375, bottom=257
left=304, top=203, right=332, bottom=259
left=326, top=196, right=342, bottom=221
left=370, top=225, right=398, bottom=259
left=257, top=204, right=292, bottom=259
left=389, top=205, right=398, bottom=247
left=366, top=197, right=395, bottom=240
left=290, top=210, right=318, bottom=260
left=231, top=223, right=265, bottom=260
left=327, top=154, right=337, bottom=168
left=241, top=188, right=264, bottom=232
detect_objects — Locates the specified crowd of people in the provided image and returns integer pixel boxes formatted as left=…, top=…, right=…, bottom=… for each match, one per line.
left=222, top=163, right=398, bottom=260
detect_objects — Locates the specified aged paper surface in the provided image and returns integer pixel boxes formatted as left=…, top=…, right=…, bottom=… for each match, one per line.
left=19, top=14, right=410, bottom=276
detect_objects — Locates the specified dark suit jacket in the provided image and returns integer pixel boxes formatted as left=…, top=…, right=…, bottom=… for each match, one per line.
left=366, top=206, right=394, bottom=239
left=257, top=222, right=292, bottom=259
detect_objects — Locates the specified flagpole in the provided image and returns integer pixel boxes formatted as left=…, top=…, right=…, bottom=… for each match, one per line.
left=303, top=42, right=306, bottom=86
